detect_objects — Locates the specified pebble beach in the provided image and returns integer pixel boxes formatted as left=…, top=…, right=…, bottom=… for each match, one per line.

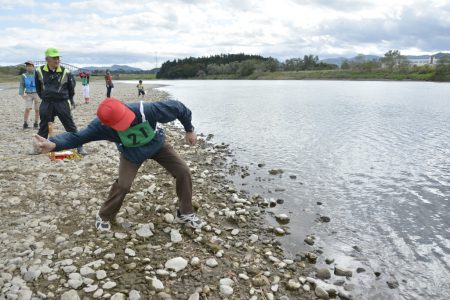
left=0, top=80, right=355, bottom=299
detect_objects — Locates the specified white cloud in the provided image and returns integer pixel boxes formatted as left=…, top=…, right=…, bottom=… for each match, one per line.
left=0, top=0, right=448, bottom=67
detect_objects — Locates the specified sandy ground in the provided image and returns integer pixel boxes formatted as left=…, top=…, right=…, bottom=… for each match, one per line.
left=0, top=81, right=350, bottom=299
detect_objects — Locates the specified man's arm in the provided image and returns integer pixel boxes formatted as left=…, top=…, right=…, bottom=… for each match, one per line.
left=147, top=100, right=194, bottom=132
left=67, top=72, right=76, bottom=105
left=18, top=75, right=25, bottom=95
left=35, top=70, right=42, bottom=99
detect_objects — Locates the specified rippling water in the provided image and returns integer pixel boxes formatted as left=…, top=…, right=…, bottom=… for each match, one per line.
left=127, top=80, right=450, bottom=299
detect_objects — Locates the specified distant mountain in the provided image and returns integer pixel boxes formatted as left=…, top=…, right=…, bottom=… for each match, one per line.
left=80, top=65, right=144, bottom=72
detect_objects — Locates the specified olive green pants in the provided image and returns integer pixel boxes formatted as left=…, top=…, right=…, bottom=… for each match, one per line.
left=99, top=143, right=193, bottom=221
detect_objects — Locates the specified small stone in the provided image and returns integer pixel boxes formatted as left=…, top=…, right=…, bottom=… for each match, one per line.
left=251, top=276, right=266, bottom=287
left=93, top=289, right=103, bottom=298
left=128, top=290, right=141, bottom=300
left=316, top=268, right=331, bottom=280
left=125, top=248, right=136, bottom=257
left=61, top=290, right=80, bottom=300
left=18, top=290, right=32, bottom=300
left=68, top=279, right=83, bottom=289
left=304, top=236, right=315, bottom=245
left=219, top=278, right=234, bottom=287
left=136, top=224, right=153, bottom=238
left=190, top=257, right=200, bottom=266
left=206, top=258, right=218, bottom=268
left=335, top=266, right=353, bottom=277
left=286, top=279, right=301, bottom=290
left=325, top=258, right=335, bottom=264
left=111, top=293, right=126, bottom=300
left=165, top=257, right=188, bottom=272
left=356, top=267, right=366, bottom=273
left=231, top=229, right=240, bottom=235
left=275, top=214, right=290, bottom=224
left=152, top=277, right=164, bottom=291
left=386, top=277, right=399, bottom=289
left=249, top=234, right=258, bottom=244
left=96, top=270, right=107, bottom=280
left=102, top=281, right=117, bottom=289
left=220, top=284, right=234, bottom=296
left=114, top=232, right=128, bottom=239
left=315, top=286, right=329, bottom=299
left=188, top=292, right=199, bottom=300
left=170, top=229, right=182, bottom=243
left=84, top=285, right=98, bottom=293
left=164, top=213, right=174, bottom=223
left=319, top=216, right=331, bottom=223
left=80, top=266, right=95, bottom=276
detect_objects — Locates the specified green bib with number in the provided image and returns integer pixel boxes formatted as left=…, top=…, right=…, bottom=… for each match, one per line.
left=117, top=121, right=155, bottom=147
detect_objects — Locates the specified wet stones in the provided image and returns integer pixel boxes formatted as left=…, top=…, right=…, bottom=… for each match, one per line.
left=275, top=214, right=290, bottom=224
left=316, top=268, right=331, bottom=280
left=334, top=266, right=353, bottom=277
left=269, top=169, right=283, bottom=175
left=304, top=235, right=315, bottom=245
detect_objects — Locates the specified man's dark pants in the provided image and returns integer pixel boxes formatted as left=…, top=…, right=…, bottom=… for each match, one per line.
left=38, top=100, right=77, bottom=138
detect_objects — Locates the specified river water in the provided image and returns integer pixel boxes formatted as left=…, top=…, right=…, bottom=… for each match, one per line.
left=124, top=79, right=449, bottom=299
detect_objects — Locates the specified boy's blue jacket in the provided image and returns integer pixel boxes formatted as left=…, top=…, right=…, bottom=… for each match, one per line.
left=49, top=100, right=194, bottom=164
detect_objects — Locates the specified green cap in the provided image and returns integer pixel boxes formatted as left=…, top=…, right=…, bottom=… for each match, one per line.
left=45, top=48, right=61, bottom=58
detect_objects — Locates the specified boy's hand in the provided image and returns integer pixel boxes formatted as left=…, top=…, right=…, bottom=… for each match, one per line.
left=33, top=135, right=56, bottom=154
left=185, top=131, right=197, bottom=146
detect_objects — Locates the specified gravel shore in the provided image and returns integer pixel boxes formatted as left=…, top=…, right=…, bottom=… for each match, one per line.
left=0, top=81, right=349, bottom=299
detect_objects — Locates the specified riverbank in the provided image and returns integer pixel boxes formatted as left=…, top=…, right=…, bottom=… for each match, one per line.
left=0, top=81, right=356, bottom=299
left=202, top=69, right=449, bottom=81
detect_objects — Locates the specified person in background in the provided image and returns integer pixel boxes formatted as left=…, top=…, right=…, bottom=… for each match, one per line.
left=105, top=70, right=113, bottom=97
left=19, top=60, right=40, bottom=129
left=35, top=47, right=87, bottom=155
left=33, top=97, right=204, bottom=231
left=136, top=80, right=145, bottom=97
left=79, top=71, right=90, bottom=104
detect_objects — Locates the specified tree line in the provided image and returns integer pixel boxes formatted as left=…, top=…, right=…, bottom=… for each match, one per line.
left=156, top=53, right=337, bottom=79
left=156, top=51, right=449, bottom=81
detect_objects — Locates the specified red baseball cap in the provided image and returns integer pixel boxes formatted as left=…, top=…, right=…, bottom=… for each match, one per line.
left=96, top=98, right=135, bottom=131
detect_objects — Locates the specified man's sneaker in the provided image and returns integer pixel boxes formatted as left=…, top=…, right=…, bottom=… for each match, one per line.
left=23, top=122, right=29, bottom=129
left=174, top=209, right=205, bottom=229
left=95, top=212, right=111, bottom=232
left=33, top=122, right=38, bottom=129
left=77, top=147, right=88, bottom=156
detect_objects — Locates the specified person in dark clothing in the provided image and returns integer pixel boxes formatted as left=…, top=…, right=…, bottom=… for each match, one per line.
left=33, top=97, right=205, bottom=231
left=35, top=48, right=86, bottom=155
left=105, top=71, right=113, bottom=97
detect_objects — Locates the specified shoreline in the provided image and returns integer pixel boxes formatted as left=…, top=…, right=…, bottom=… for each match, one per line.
left=0, top=81, right=337, bottom=299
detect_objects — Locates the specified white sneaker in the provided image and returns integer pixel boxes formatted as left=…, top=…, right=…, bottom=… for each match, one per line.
left=174, top=209, right=205, bottom=229
left=95, top=212, right=111, bottom=232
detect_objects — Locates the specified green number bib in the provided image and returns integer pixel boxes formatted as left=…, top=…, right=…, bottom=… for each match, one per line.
left=117, top=121, right=155, bottom=147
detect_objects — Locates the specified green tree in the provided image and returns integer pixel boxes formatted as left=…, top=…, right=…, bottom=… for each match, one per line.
left=433, top=54, right=450, bottom=81
left=382, top=50, right=408, bottom=71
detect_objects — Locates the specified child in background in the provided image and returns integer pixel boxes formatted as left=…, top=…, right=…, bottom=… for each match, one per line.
left=19, top=60, right=40, bottom=129
left=79, top=71, right=90, bottom=104
left=136, top=80, right=145, bottom=97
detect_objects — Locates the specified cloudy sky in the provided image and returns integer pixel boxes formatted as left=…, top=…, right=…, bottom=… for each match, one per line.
left=1, top=0, right=449, bottom=69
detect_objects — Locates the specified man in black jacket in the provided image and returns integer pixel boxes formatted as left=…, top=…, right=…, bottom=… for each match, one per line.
left=35, top=48, right=86, bottom=155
